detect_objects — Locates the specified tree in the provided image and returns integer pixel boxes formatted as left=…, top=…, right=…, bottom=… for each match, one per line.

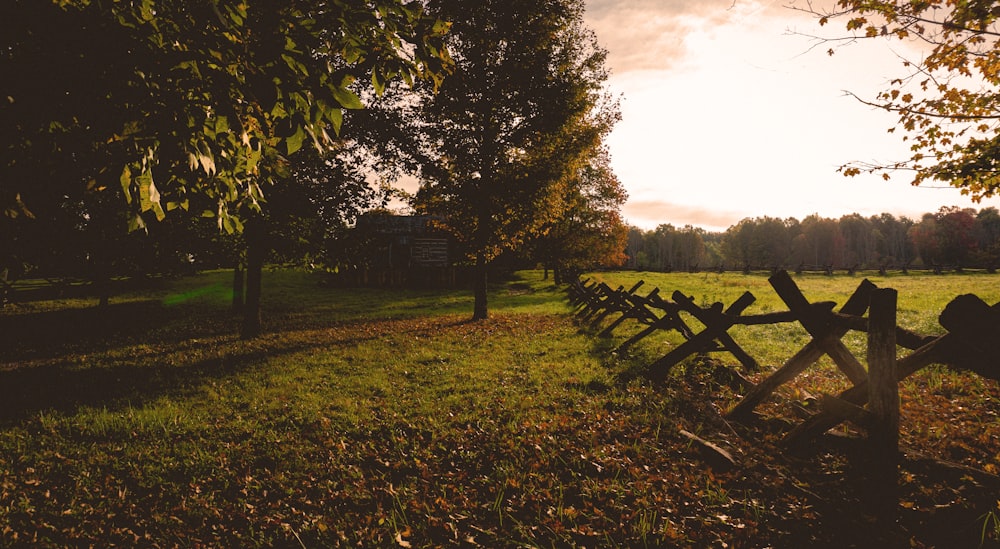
left=720, top=219, right=754, bottom=268
left=909, top=213, right=943, bottom=266
left=908, top=206, right=979, bottom=267
left=528, top=148, right=628, bottom=282
left=802, top=1, right=1000, bottom=199
left=413, top=0, right=615, bottom=319
left=265, top=88, right=429, bottom=270
left=3, top=0, right=450, bottom=226
left=870, top=213, right=915, bottom=268
left=936, top=206, right=979, bottom=266
left=798, top=215, right=842, bottom=268
left=976, top=206, right=1000, bottom=268
left=838, top=213, right=875, bottom=268
left=2, top=0, right=452, bottom=337
left=720, top=217, right=793, bottom=270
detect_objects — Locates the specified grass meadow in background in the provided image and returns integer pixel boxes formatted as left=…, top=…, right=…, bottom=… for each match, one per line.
left=0, top=269, right=998, bottom=547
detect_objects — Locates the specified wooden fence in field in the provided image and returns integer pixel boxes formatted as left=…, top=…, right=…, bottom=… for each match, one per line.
left=622, top=262, right=997, bottom=276
left=569, top=271, right=1000, bottom=511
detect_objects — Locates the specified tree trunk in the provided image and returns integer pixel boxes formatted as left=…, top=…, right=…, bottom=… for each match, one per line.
left=241, top=217, right=265, bottom=339
left=94, top=250, right=111, bottom=308
left=97, top=278, right=110, bottom=308
left=232, top=264, right=245, bottom=313
left=472, top=252, right=488, bottom=320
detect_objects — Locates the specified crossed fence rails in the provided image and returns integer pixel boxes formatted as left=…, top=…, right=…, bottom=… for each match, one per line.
left=568, top=271, right=999, bottom=451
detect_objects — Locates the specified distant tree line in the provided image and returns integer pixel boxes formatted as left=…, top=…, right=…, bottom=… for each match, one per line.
left=626, top=207, right=1000, bottom=273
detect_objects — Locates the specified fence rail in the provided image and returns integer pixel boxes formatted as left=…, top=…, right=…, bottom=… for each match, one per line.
left=569, top=270, right=1000, bottom=515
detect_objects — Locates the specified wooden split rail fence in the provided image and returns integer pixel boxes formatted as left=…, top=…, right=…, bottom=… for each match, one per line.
left=568, top=272, right=1000, bottom=454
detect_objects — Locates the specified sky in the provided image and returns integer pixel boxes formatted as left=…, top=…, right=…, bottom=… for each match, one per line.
left=582, top=0, right=1000, bottom=232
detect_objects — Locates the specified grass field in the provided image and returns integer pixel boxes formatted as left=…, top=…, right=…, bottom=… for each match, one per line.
left=1, top=269, right=998, bottom=547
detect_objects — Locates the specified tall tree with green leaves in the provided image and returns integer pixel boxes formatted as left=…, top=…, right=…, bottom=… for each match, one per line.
left=800, top=1, right=1000, bottom=199
left=413, top=0, right=615, bottom=319
left=2, top=0, right=451, bottom=336
left=528, top=148, right=628, bottom=283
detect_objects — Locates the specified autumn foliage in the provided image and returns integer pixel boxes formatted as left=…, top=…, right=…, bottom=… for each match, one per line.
left=1, top=270, right=998, bottom=547
left=809, top=0, right=1000, bottom=199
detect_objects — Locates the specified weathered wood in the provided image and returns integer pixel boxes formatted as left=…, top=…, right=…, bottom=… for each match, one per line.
left=598, top=287, right=660, bottom=337
left=820, top=394, right=874, bottom=430
left=647, top=293, right=755, bottom=380
left=867, top=288, right=899, bottom=517
left=769, top=271, right=870, bottom=385
left=626, top=280, right=645, bottom=294
left=615, top=292, right=699, bottom=353
left=937, top=294, right=1000, bottom=381
left=588, top=296, right=624, bottom=326
left=579, top=283, right=619, bottom=320
left=567, top=278, right=595, bottom=307
left=572, top=280, right=604, bottom=314
left=591, top=283, right=649, bottom=329
left=768, top=270, right=835, bottom=335
left=939, top=293, right=994, bottom=332
left=734, top=310, right=798, bottom=325
left=727, top=278, right=875, bottom=420
left=671, top=291, right=760, bottom=372
left=679, top=429, right=736, bottom=471
left=825, top=340, right=869, bottom=386
left=784, top=333, right=956, bottom=447
left=829, top=312, right=936, bottom=351
left=647, top=293, right=696, bottom=339
left=582, top=283, right=616, bottom=318
left=631, top=288, right=662, bottom=324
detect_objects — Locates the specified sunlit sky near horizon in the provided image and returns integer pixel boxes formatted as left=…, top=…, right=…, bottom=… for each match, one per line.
left=583, top=0, right=1000, bottom=232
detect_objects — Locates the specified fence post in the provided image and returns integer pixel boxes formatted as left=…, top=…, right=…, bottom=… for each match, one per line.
left=867, top=287, right=899, bottom=519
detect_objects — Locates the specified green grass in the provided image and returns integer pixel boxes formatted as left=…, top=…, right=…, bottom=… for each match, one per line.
left=583, top=270, right=1000, bottom=382
left=586, top=269, right=1000, bottom=333
left=0, top=269, right=998, bottom=547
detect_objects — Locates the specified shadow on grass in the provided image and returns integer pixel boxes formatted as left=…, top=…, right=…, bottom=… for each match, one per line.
left=0, top=269, right=567, bottom=424
left=0, top=304, right=479, bottom=425
left=0, top=346, right=265, bottom=423
left=0, top=300, right=236, bottom=363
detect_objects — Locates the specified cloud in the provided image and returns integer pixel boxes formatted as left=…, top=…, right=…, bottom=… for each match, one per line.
left=623, top=198, right=747, bottom=232
left=584, top=0, right=779, bottom=74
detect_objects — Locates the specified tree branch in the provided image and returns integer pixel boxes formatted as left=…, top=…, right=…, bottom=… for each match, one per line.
left=842, top=89, right=1000, bottom=120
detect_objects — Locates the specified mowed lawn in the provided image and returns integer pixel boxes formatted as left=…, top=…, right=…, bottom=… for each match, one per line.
left=1, top=269, right=998, bottom=547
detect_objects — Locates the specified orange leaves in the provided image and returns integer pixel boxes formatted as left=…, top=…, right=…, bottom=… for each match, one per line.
left=814, top=0, right=1000, bottom=197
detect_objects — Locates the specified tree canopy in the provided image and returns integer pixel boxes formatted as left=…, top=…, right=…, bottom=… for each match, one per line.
left=2, top=0, right=451, bottom=232
left=803, top=0, right=1000, bottom=199
left=528, top=148, right=628, bottom=281
left=413, top=0, right=618, bottom=319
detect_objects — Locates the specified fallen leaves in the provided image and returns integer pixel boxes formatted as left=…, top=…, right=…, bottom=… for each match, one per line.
left=1, top=274, right=998, bottom=547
